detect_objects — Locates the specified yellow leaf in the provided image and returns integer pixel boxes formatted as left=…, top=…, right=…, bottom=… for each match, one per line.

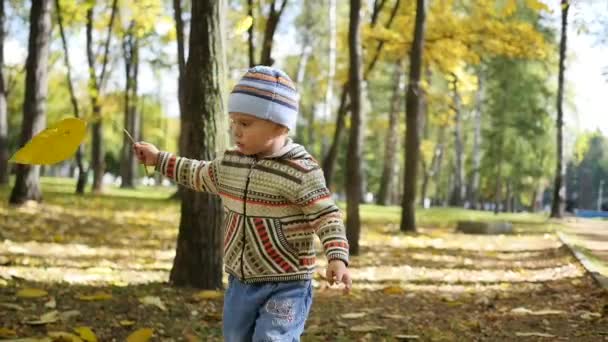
left=76, top=292, right=112, bottom=301
left=0, top=328, right=17, bottom=338
left=48, top=331, right=84, bottom=342
left=9, top=117, right=87, bottom=165
left=126, top=328, right=154, bottom=342
left=193, top=290, right=223, bottom=300
left=16, top=288, right=48, bottom=298
left=234, top=16, right=253, bottom=34
left=120, top=320, right=136, bottom=327
left=382, top=286, right=405, bottom=295
left=74, top=327, right=98, bottom=342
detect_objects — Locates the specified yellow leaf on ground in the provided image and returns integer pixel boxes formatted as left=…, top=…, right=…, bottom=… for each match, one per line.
left=74, top=327, right=98, bottom=342
left=139, top=296, right=167, bottom=311
left=126, top=328, right=154, bottom=342
left=76, top=292, right=112, bottom=301
left=48, top=331, right=84, bottom=342
left=382, top=286, right=405, bottom=295
left=193, top=290, right=223, bottom=300
left=120, top=320, right=136, bottom=327
left=9, top=117, right=87, bottom=165
left=0, top=327, right=17, bottom=338
left=16, top=288, right=48, bottom=298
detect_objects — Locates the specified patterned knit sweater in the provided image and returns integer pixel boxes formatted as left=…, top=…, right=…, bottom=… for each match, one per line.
left=155, top=140, right=350, bottom=283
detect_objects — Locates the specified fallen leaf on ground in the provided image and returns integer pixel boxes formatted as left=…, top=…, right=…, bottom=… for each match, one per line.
left=395, top=335, right=420, bottom=340
left=45, top=297, right=56, bottom=309
left=60, top=310, right=81, bottom=321
left=139, top=296, right=167, bottom=311
left=383, top=286, right=406, bottom=295
left=120, top=320, right=136, bottom=327
left=48, top=331, right=84, bottom=342
left=193, top=290, right=223, bottom=300
left=510, top=307, right=566, bottom=315
left=515, top=331, right=556, bottom=337
left=580, top=311, right=601, bottom=320
left=76, top=292, right=112, bottom=301
left=0, top=328, right=17, bottom=338
left=350, top=324, right=386, bottom=332
left=25, top=310, right=59, bottom=325
left=0, top=303, right=24, bottom=310
left=382, top=313, right=408, bottom=320
left=341, top=312, right=367, bottom=319
left=16, top=288, right=48, bottom=298
left=74, top=327, right=97, bottom=342
left=126, top=328, right=154, bottom=342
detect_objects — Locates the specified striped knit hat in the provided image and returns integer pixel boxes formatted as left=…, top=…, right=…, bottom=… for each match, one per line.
left=228, top=66, right=299, bottom=131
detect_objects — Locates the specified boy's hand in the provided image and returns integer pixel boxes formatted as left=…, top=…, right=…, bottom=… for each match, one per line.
left=133, top=142, right=159, bottom=166
left=326, top=260, right=352, bottom=293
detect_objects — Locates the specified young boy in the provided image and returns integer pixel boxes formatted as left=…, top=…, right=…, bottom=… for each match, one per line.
left=134, top=66, right=351, bottom=341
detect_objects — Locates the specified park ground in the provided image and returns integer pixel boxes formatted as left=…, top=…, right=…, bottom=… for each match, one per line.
left=0, top=178, right=607, bottom=341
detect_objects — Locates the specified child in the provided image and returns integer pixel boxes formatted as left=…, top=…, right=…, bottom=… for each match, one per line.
left=134, top=66, right=351, bottom=341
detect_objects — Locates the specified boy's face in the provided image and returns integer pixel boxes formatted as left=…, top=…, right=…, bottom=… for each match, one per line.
left=229, top=113, right=288, bottom=156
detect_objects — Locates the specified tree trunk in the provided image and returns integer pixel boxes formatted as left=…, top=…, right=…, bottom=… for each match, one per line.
left=170, top=0, right=227, bottom=289
left=294, top=3, right=312, bottom=144
left=467, top=72, right=483, bottom=209
left=550, top=0, right=569, bottom=218
left=321, top=0, right=401, bottom=188
left=247, top=0, right=255, bottom=67
left=322, top=85, right=347, bottom=190
left=400, top=0, right=426, bottom=232
left=0, top=0, right=8, bottom=185
left=120, top=24, right=139, bottom=188
left=87, top=0, right=118, bottom=193
left=259, top=0, right=288, bottom=66
left=55, top=0, right=87, bottom=194
left=377, top=61, right=404, bottom=205
left=449, top=73, right=465, bottom=207
left=345, top=0, right=363, bottom=255
left=324, top=0, right=336, bottom=121
left=420, top=125, right=445, bottom=207
left=9, top=0, right=52, bottom=205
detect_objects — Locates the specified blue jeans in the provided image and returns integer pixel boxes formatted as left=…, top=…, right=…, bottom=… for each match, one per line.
left=223, top=275, right=313, bottom=342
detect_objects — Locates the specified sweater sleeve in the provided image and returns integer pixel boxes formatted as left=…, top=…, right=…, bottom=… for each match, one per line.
left=294, top=168, right=350, bottom=265
left=154, top=151, right=221, bottom=194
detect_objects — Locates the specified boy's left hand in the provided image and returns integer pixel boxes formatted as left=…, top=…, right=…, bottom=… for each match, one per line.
left=326, top=260, right=352, bottom=293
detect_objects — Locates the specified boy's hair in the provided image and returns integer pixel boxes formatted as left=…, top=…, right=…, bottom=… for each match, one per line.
left=228, top=66, right=299, bottom=131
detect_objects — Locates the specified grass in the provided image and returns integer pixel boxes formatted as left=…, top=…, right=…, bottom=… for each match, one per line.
left=0, top=176, right=558, bottom=235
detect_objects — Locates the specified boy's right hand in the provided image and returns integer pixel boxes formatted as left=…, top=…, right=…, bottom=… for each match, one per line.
left=133, top=142, right=159, bottom=166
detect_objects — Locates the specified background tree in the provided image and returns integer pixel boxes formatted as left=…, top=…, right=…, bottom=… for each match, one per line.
left=170, top=0, right=227, bottom=288
left=400, top=0, right=427, bottom=232
left=9, top=0, right=52, bottom=204
left=345, top=0, right=363, bottom=255
left=87, top=0, right=118, bottom=193
left=550, top=0, right=569, bottom=218
left=0, top=0, right=7, bottom=185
